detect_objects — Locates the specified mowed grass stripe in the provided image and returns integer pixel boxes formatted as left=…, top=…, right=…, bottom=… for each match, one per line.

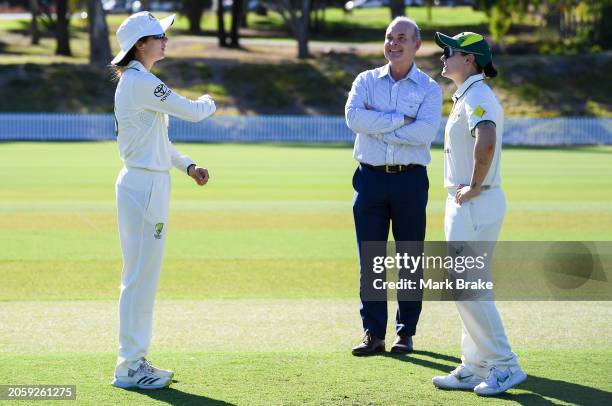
left=1, top=301, right=611, bottom=354
left=2, top=200, right=612, bottom=213
left=2, top=210, right=611, bottom=235
left=0, top=350, right=610, bottom=405
left=1, top=144, right=611, bottom=202
left=0, top=259, right=359, bottom=300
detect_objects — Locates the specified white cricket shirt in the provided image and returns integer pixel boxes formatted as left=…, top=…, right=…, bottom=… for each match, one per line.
left=443, top=74, right=503, bottom=188
left=114, top=60, right=216, bottom=172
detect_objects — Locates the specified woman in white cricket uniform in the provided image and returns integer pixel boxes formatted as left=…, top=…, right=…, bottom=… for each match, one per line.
left=109, top=12, right=216, bottom=389
left=430, top=32, right=527, bottom=396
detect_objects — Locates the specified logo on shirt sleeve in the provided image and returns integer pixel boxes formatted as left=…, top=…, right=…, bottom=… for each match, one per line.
left=473, top=105, right=486, bottom=118
left=154, top=83, right=172, bottom=102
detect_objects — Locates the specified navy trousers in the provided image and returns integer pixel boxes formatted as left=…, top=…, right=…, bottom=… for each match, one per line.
left=352, top=163, right=428, bottom=340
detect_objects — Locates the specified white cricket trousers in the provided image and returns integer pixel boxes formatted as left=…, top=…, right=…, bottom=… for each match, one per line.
left=114, top=166, right=171, bottom=377
left=444, top=187, right=521, bottom=378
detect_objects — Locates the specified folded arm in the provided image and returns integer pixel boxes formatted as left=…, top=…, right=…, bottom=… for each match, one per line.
left=383, top=83, right=443, bottom=146
left=345, top=73, right=405, bottom=135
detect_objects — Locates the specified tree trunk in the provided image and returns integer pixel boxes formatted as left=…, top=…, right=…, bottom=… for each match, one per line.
left=426, top=0, right=433, bottom=22
left=230, top=0, right=243, bottom=47
left=88, top=0, right=112, bottom=66
left=55, top=0, right=71, bottom=56
left=240, top=6, right=248, bottom=28
left=184, top=0, right=204, bottom=34
left=389, top=0, right=405, bottom=19
left=217, top=0, right=227, bottom=47
left=271, top=0, right=311, bottom=59
left=297, top=0, right=310, bottom=59
left=297, top=30, right=309, bottom=58
left=30, top=0, right=40, bottom=45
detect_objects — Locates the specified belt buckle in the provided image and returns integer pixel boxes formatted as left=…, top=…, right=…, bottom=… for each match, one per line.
left=385, top=165, right=397, bottom=173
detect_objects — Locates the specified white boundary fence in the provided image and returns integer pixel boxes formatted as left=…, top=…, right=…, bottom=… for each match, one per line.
left=0, top=114, right=611, bottom=145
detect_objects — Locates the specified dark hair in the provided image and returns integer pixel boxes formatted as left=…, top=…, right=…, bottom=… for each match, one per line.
left=459, top=51, right=498, bottom=79
left=108, top=37, right=150, bottom=82
left=476, top=61, right=498, bottom=78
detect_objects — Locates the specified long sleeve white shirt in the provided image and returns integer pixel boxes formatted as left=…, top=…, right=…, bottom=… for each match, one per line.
left=114, top=60, right=216, bottom=172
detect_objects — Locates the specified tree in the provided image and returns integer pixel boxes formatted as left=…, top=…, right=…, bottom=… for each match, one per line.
left=269, top=0, right=312, bottom=59
left=216, top=0, right=228, bottom=47
left=29, top=0, right=40, bottom=45
left=55, top=0, right=71, bottom=56
left=183, top=0, right=205, bottom=34
left=424, top=0, right=433, bottom=22
left=88, top=0, right=111, bottom=66
left=389, top=0, right=405, bottom=19
left=229, top=0, right=244, bottom=47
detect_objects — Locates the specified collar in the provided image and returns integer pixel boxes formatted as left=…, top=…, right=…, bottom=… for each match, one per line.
left=377, top=63, right=419, bottom=83
left=126, top=60, right=148, bottom=72
left=452, top=73, right=484, bottom=102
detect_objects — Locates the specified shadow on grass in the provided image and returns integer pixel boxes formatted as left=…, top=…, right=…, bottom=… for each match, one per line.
left=0, top=63, right=114, bottom=112
left=220, top=61, right=349, bottom=115
left=384, top=350, right=612, bottom=405
left=129, top=384, right=235, bottom=405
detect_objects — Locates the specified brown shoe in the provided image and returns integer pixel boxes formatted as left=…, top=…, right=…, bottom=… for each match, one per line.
left=390, top=334, right=413, bottom=353
left=352, top=331, right=385, bottom=356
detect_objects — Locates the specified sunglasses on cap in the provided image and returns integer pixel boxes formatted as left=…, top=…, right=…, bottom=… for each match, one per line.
left=150, top=33, right=167, bottom=40
left=443, top=46, right=484, bottom=58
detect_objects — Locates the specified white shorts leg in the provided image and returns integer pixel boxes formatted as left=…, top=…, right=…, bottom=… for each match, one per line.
left=114, top=167, right=170, bottom=377
left=445, top=188, right=520, bottom=377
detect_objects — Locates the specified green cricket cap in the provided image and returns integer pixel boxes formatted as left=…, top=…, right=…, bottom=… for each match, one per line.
left=435, top=31, right=492, bottom=67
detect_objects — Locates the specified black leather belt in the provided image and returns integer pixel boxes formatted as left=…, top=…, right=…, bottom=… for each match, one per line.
left=361, top=163, right=424, bottom=173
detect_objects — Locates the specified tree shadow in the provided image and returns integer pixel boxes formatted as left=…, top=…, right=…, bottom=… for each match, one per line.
left=166, top=57, right=348, bottom=116
left=383, top=350, right=612, bottom=405
left=126, top=384, right=236, bottom=406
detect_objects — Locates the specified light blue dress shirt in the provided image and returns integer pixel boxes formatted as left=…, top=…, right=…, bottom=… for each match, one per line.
left=345, top=63, right=443, bottom=166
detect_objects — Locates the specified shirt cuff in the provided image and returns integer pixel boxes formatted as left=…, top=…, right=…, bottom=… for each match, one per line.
left=182, top=157, right=196, bottom=174
left=392, top=113, right=405, bottom=130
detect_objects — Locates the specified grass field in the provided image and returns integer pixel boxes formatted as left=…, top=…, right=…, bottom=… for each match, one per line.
left=0, top=142, right=611, bottom=404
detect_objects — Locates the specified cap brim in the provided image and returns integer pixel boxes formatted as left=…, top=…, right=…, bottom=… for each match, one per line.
left=111, top=49, right=128, bottom=65
left=160, top=14, right=175, bottom=32
left=435, top=32, right=460, bottom=49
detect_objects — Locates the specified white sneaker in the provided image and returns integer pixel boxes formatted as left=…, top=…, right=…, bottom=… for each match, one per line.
left=112, top=360, right=172, bottom=390
left=141, top=358, right=174, bottom=379
left=432, top=365, right=483, bottom=390
left=474, top=366, right=527, bottom=396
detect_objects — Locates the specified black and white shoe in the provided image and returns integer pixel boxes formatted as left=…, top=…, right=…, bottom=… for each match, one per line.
left=112, top=359, right=172, bottom=390
left=141, top=358, right=174, bottom=379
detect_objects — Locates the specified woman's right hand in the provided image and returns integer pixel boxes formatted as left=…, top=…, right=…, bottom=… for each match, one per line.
left=188, top=165, right=210, bottom=186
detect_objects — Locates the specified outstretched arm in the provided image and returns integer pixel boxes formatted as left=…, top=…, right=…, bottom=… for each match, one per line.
left=132, top=73, right=216, bottom=122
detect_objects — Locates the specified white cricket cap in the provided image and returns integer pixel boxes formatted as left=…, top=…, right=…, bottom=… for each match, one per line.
left=111, top=11, right=175, bottom=65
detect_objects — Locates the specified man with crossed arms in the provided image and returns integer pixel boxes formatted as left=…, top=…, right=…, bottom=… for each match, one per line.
left=345, top=17, right=442, bottom=355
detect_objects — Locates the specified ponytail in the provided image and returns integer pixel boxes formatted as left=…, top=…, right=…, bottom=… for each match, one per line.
left=476, top=61, right=498, bottom=78
left=483, top=62, right=497, bottom=78
left=108, top=46, right=137, bottom=82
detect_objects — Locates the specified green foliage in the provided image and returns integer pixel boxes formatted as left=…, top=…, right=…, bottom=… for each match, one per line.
left=489, top=3, right=512, bottom=42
